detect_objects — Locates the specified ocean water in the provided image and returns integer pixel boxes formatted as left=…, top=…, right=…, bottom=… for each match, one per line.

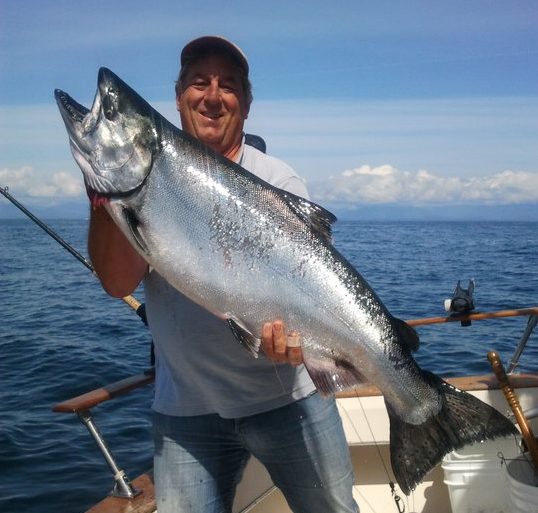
left=0, top=218, right=537, bottom=513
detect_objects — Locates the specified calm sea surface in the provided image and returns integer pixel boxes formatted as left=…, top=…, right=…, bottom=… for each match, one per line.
left=1, top=218, right=537, bottom=513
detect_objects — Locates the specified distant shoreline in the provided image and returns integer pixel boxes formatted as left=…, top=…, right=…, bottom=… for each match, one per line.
left=1, top=199, right=537, bottom=222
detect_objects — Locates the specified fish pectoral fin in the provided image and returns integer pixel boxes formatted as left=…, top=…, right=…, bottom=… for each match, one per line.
left=122, top=207, right=150, bottom=255
left=281, top=192, right=337, bottom=243
left=394, top=317, right=420, bottom=352
left=302, top=353, right=367, bottom=396
left=227, top=318, right=261, bottom=358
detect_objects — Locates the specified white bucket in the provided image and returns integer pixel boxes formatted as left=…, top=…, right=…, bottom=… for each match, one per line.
left=442, top=437, right=518, bottom=513
left=505, top=453, right=538, bottom=513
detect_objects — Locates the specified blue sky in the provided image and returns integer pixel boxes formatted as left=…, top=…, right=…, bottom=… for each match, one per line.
left=1, top=0, right=537, bottom=219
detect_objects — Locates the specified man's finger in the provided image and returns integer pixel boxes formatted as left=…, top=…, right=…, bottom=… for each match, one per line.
left=286, top=331, right=300, bottom=348
left=287, top=330, right=303, bottom=366
left=287, top=347, right=303, bottom=366
left=261, top=322, right=274, bottom=357
left=272, top=321, right=287, bottom=355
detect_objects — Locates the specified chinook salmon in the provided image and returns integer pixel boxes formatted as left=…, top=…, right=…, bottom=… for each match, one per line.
left=55, top=68, right=516, bottom=494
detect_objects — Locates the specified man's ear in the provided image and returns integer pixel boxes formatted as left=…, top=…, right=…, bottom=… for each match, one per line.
left=174, top=80, right=183, bottom=112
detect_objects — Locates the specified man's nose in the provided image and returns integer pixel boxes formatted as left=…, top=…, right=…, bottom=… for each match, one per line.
left=205, top=81, right=221, bottom=104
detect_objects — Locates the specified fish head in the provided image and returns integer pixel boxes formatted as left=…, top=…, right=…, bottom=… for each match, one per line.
left=55, top=67, right=159, bottom=199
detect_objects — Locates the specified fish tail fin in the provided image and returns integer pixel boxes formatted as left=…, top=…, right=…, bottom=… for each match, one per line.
left=388, top=371, right=517, bottom=495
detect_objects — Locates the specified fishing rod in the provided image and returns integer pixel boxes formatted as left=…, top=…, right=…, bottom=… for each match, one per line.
left=0, top=184, right=145, bottom=321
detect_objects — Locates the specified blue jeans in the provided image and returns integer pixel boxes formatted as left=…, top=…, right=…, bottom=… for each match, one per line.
left=153, top=393, right=359, bottom=513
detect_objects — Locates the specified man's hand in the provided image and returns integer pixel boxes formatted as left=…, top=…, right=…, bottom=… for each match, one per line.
left=261, top=320, right=303, bottom=366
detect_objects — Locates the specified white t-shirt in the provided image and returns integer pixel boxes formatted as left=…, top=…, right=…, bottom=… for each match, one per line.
left=145, top=141, right=316, bottom=418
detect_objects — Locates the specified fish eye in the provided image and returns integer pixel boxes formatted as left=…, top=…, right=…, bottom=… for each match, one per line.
left=102, top=88, right=119, bottom=121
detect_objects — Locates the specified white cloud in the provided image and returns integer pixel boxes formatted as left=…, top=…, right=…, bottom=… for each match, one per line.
left=246, top=96, right=538, bottom=182
left=0, top=167, right=83, bottom=197
left=309, top=165, right=538, bottom=206
left=1, top=96, right=536, bottom=210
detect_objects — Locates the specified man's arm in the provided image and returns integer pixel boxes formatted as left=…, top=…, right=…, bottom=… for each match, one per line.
left=88, top=206, right=148, bottom=298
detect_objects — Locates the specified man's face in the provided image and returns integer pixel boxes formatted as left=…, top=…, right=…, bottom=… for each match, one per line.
left=177, top=54, right=249, bottom=157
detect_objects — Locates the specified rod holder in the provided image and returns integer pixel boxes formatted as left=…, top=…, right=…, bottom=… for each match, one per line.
left=77, top=409, right=140, bottom=498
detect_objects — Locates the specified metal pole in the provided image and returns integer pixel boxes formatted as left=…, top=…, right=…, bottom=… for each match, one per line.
left=507, top=315, right=538, bottom=374
left=77, top=410, right=140, bottom=498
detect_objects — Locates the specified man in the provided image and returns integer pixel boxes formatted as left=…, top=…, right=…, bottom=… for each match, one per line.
left=88, top=36, right=358, bottom=513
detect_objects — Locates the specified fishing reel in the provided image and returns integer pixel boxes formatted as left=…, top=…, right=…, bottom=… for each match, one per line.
left=444, top=279, right=475, bottom=326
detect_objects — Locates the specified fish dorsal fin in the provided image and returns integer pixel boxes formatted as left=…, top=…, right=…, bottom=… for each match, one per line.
left=227, top=318, right=261, bottom=358
left=281, top=192, right=337, bottom=243
left=394, top=317, right=420, bottom=352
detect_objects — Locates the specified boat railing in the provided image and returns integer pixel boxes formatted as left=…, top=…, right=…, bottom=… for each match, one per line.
left=52, top=367, right=156, bottom=508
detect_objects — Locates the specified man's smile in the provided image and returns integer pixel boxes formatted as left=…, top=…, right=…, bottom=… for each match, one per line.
left=200, top=111, right=223, bottom=121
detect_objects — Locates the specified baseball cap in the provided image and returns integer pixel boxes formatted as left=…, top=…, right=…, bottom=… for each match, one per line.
left=181, top=36, right=249, bottom=75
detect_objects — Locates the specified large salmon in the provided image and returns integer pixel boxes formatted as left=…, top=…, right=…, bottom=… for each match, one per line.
left=55, top=68, right=516, bottom=494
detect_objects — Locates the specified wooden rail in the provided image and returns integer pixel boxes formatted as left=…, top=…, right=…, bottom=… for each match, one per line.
left=52, top=369, right=538, bottom=410
left=406, top=306, right=538, bottom=327
left=52, top=369, right=155, bottom=413
left=336, top=373, right=538, bottom=399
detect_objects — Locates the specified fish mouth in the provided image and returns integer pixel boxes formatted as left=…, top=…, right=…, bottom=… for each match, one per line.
left=54, top=88, right=117, bottom=200
left=54, top=86, right=101, bottom=164
left=55, top=89, right=90, bottom=125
